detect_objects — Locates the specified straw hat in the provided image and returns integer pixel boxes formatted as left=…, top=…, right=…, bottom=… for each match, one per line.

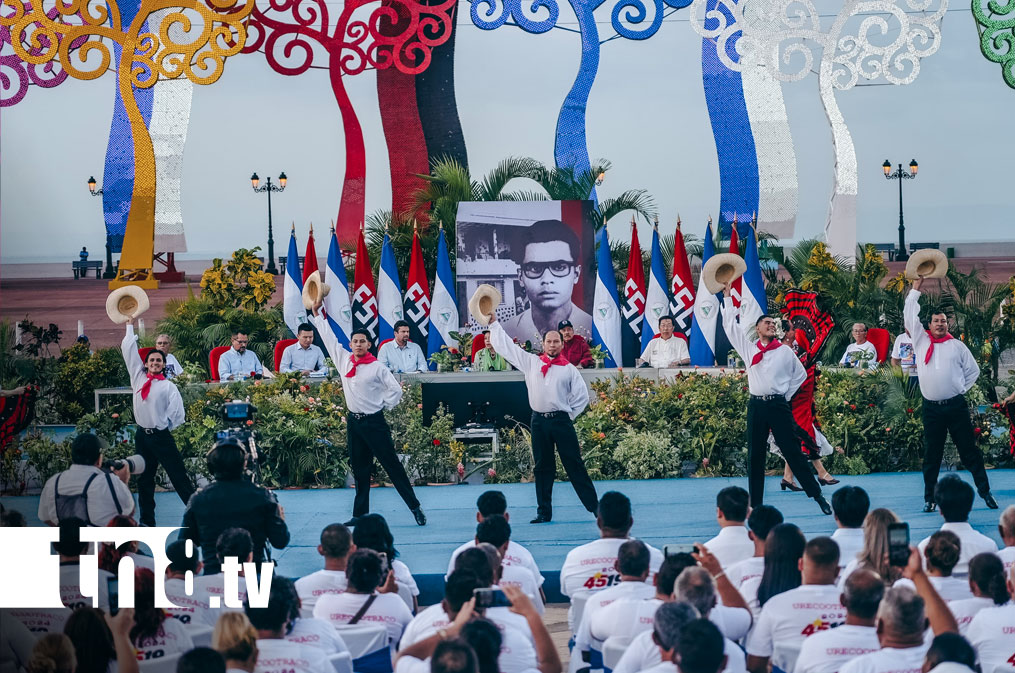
left=468, top=284, right=502, bottom=326
left=105, top=286, right=150, bottom=324
left=302, top=270, right=331, bottom=310
left=701, top=253, right=747, bottom=295
left=905, top=248, right=947, bottom=280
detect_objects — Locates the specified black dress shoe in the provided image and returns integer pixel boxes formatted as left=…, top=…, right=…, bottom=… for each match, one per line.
left=343, top=517, right=361, bottom=527
left=815, top=496, right=832, bottom=515
left=412, top=507, right=427, bottom=526
left=530, top=515, right=552, bottom=524
left=981, top=492, right=999, bottom=509
left=922, top=501, right=937, bottom=513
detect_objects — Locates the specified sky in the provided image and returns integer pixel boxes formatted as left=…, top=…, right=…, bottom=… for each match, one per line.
left=1, top=0, right=1013, bottom=264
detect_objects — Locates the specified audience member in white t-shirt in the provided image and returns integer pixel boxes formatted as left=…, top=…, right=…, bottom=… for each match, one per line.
left=840, top=323, right=878, bottom=368
left=796, top=569, right=884, bottom=673
left=476, top=514, right=544, bottom=614
left=353, top=513, right=420, bottom=612
left=918, top=477, right=998, bottom=575
left=703, top=486, right=755, bottom=571
left=130, top=568, right=195, bottom=660
left=831, top=486, right=869, bottom=569
left=559, top=491, right=664, bottom=629
left=395, top=583, right=560, bottom=673
left=739, top=522, right=808, bottom=618
left=726, top=505, right=783, bottom=589
left=572, top=539, right=657, bottom=666
left=922, top=633, right=979, bottom=673
left=642, top=614, right=730, bottom=673
left=286, top=615, right=348, bottom=655
left=163, top=539, right=217, bottom=627
left=313, top=549, right=413, bottom=648
left=246, top=577, right=329, bottom=673
left=612, top=602, right=701, bottom=673
left=890, top=330, right=917, bottom=375
left=965, top=562, right=1015, bottom=670
left=838, top=547, right=960, bottom=673
left=997, top=505, right=1015, bottom=576
left=746, top=536, right=845, bottom=673
left=213, top=612, right=260, bottom=673
left=295, top=522, right=353, bottom=613
left=193, top=528, right=255, bottom=615
left=446, top=490, right=545, bottom=590
left=948, top=552, right=1011, bottom=634
left=895, top=531, right=972, bottom=602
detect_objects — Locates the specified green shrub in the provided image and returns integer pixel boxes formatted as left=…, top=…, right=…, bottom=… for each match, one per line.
left=612, top=428, right=679, bottom=480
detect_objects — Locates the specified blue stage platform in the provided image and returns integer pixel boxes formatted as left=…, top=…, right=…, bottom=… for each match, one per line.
left=4, top=470, right=1012, bottom=604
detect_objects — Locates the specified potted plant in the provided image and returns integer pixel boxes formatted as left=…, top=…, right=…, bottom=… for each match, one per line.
left=589, top=344, right=609, bottom=369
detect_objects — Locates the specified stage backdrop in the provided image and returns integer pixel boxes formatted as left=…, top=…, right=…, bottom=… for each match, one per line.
left=455, top=200, right=596, bottom=346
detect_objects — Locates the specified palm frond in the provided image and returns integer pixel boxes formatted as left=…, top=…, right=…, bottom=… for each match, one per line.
left=477, top=156, right=544, bottom=201
left=599, top=189, right=657, bottom=226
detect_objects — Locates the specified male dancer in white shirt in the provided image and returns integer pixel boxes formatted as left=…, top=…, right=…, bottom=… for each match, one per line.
left=486, top=311, right=598, bottom=523
left=122, top=321, right=193, bottom=525
left=311, top=300, right=426, bottom=527
left=720, top=285, right=831, bottom=514
left=906, top=279, right=996, bottom=510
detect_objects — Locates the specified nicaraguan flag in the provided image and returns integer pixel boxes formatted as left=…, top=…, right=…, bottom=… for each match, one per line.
left=283, top=229, right=305, bottom=337
left=690, top=221, right=719, bottom=365
left=377, top=232, right=404, bottom=344
left=323, top=228, right=352, bottom=350
left=591, top=226, right=621, bottom=368
left=739, top=224, right=768, bottom=333
left=426, top=226, right=458, bottom=370
left=640, top=223, right=671, bottom=352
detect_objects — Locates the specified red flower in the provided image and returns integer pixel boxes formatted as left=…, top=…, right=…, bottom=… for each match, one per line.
left=250, top=371, right=256, bottom=377
left=906, top=408, right=914, bottom=414
left=868, top=403, right=875, bottom=408
left=246, top=420, right=254, bottom=426
left=450, top=348, right=459, bottom=354
left=204, top=379, right=211, bottom=383
left=850, top=404, right=857, bottom=410
left=974, top=427, right=982, bottom=435
left=303, top=407, right=310, bottom=412
left=702, top=458, right=710, bottom=467
left=432, top=439, right=441, bottom=446
left=677, top=393, right=684, bottom=399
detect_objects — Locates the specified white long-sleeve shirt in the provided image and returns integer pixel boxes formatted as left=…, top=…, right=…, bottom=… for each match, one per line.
left=489, top=321, right=589, bottom=419
left=903, top=290, right=979, bottom=401
left=122, top=325, right=185, bottom=430
left=720, top=297, right=806, bottom=400
left=312, top=313, right=402, bottom=414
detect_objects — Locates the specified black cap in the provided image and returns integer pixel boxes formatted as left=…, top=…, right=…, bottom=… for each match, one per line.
left=558, top=320, right=574, bottom=330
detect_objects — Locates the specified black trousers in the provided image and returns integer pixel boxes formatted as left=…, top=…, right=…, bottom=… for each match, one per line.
left=746, top=396, right=822, bottom=506
left=530, top=411, right=599, bottom=518
left=136, top=428, right=194, bottom=526
left=921, top=395, right=991, bottom=501
left=348, top=411, right=419, bottom=517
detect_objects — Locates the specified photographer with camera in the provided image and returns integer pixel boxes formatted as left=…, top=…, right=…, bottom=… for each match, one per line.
left=122, top=320, right=194, bottom=525
left=182, top=441, right=290, bottom=575
left=38, top=434, right=136, bottom=526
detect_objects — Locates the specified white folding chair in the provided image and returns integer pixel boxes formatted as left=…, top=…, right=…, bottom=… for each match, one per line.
left=396, top=582, right=414, bottom=612
left=330, top=651, right=354, bottom=673
left=138, top=653, right=182, bottom=673
left=300, top=605, right=315, bottom=619
left=333, top=623, right=388, bottom=659
left=772, top=642, right=801, bottom=673
left=603, top=636, right=631, bottom=671
left=569, top=593, right=589, bottom=634
left=186, top=624, right=213, bottom=648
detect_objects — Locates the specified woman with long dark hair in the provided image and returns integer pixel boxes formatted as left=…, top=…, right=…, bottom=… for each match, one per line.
left=739, top=523, right=806, bottom=617
left=129, top=569, right=193, bottom=659
left=948, top=552, right=1012, bottom=634
left=352, top=513, right=418, bottom=611
left=63, top=607, right=139, bottom=673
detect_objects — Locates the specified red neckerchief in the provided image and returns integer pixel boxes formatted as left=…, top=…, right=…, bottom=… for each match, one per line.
left=139, top=372, right=165, bottom=400
left=539, top=353, right=569, bottom=376
left=750, top=340, right=782, bottom=366
left=924, top=331, right=954, bottom=364
left=345, top=353, right=378, bottom=377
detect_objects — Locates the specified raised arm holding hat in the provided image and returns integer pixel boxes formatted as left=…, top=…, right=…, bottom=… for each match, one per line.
left=309, top=299, right=426, bottom=527
left=906, top=278, right=995, bottom=511
left=480, top=291, right=598, bottom=523
left=720, top=284, right=831, bottom=515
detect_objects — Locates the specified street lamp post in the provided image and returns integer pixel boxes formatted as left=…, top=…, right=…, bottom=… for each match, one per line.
left=87, top=176, right=118, bottom=279
left=251, top=172, right=287, bottom=274
left=882, top=159, right=918, bottom=262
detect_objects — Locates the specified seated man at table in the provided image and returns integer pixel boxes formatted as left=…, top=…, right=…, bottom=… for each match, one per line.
left=379, top=320, right=428, bottom=373
left=640, top=315, right=690, bottom=368
left=280, top=323, right=327, bottom=376
left=218, top=331, right=272, bottom=381
left=474, top=330, right=510, bottom=372
left=839, top=323, right=877, bottom=367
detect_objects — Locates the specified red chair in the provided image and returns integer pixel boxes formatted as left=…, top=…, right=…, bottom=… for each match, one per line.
left=274, top=339, right=297, bottom=372
left=867, top=328, right=890, bottom=363
left=209, top=346, right=230, bottom=381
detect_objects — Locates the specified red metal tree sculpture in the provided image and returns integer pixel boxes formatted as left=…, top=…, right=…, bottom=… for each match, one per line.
left=244, top=0, right=456, bottom=247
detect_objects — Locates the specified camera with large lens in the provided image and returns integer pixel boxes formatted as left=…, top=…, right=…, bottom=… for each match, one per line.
left=102, top=454, right=146, bottom=475
left=218, top=401, right=261, bottom=482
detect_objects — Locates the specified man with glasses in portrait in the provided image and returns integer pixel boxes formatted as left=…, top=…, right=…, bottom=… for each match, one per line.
left=502, top=219, right=592, bottom=349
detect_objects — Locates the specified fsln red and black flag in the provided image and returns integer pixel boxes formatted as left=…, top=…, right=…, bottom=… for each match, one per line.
left=668, top=217, right=695, bottom=342
left=352, top=227, right=379, bottom=342
left=782, top=289, right=835, bottom=364
left=621, top=218, right=646, bottom=367
left=403, top=226, right=431, bottom=349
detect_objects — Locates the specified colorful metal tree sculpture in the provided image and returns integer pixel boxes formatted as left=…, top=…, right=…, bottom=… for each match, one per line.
left=2, top=0, right=253, bottom=288
left=0, top=4, right=77, bottom=107
left=244, top=0, right=456, bottom=246
left=973, top=0, right=1015, bottom=89
left=692, top=0, right=947, bottom=260
left=470, top=0, right=691, bottom=199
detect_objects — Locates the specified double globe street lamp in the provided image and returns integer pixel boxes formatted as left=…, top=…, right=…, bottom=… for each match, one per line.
left=251, top=172, right=287, bottom=275
left=882, top=159, right=918, bottom=262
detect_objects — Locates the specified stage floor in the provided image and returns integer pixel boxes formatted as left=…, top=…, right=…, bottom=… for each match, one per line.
left=4, top=470, right=1012, bottom=604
